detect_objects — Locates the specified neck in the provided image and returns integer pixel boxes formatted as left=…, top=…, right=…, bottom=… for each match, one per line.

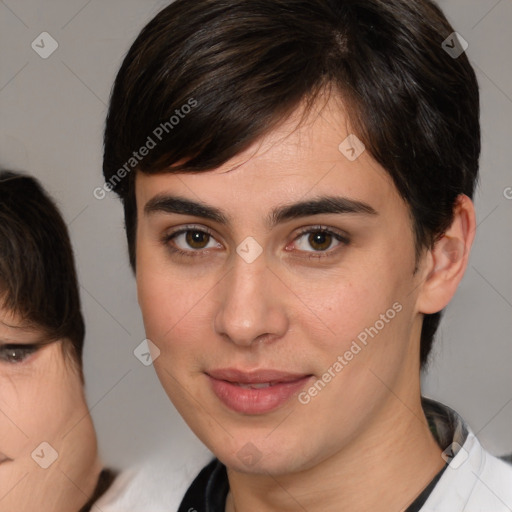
left=226, top=394, right=444, bottom=512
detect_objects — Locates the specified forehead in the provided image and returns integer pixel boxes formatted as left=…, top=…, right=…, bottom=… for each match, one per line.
left=0, top=305, right=49, bottom=344
left=0, top=306, right=28, bottom=329
left=135, top=96, right=404, bottom=222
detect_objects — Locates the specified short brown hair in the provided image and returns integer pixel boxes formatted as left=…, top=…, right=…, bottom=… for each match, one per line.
left=103, top=0, right=480, bottom=368
left=0, top=171, right=85, bottom=371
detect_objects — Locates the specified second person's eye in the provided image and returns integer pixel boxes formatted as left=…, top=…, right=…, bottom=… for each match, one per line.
left=0, top=344, right=39, bottom=364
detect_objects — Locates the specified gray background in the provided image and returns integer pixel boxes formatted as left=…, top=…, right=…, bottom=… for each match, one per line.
left=0, top=0, right=511, bottom=470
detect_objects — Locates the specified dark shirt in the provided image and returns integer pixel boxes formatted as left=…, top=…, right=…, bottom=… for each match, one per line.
left=79, top=468, right=118, bottom=512
left=178, top=458, right=447, bottom=512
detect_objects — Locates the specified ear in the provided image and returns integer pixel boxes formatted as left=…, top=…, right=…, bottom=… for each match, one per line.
left=416, top=194, right=476, bottom=315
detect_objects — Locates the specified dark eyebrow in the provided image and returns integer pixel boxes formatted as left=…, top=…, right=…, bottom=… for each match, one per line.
left=145, top=195, right=229, bottom=224
left=144, top=194, right=377, bottom=228
left=269, top=196, right=377, bottom=225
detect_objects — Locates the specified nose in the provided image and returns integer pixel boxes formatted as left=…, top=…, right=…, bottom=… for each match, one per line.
left=213, top=254, right=289, bottom=347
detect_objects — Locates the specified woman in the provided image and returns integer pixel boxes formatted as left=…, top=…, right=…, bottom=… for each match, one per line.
left=0, top=171, right=115, bottom=511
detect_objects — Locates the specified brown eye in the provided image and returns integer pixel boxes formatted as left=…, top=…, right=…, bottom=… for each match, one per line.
left=185, top=230, right=211, bottom=249
left=291, top=226, right=350, bottom=258
left=163, top=225, right=222, bottom=257
left=307, top=231, right=333, bottom=251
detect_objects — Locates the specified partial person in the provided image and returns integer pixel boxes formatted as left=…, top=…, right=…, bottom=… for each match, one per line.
left=0, top=171, right=116, bottom=511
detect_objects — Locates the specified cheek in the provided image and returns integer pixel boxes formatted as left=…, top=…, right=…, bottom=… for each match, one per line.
left=138, top=271, right=190, bottom=343
left=0, top=361, right=85, bottom=456
left=0, top=377, right=33, bottom=456
left=286, top=266, right=393, bottom=338
left=137, top=258, right=220, bottom=353
left=288, top=259, right=413, bottom=375
left=0, top=378, right=60, bottom=458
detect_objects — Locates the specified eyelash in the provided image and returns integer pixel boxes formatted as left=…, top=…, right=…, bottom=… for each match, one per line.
left=0, top=344, right=39, bottom=364
left=162, top=224, right=350, bottom=260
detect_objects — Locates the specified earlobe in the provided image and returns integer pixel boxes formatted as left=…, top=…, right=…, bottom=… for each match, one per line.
left=416, top=194, right=476, bottom=315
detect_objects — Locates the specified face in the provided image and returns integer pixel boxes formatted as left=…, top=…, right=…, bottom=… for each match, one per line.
left=0, top=307, right=100, bottom=511
left=135, top=97, right=429, bottom=476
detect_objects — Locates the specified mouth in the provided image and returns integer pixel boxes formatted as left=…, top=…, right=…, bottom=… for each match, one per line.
left=206, top=368, right=313, bottom=415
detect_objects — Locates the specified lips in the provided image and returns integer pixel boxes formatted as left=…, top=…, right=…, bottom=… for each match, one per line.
left=206, top=368, right=312, bottom=414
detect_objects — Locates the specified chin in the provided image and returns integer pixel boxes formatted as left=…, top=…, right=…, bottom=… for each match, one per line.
left=203, top=429, right=317, bottom=477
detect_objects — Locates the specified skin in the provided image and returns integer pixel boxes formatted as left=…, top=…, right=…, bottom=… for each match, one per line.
left=135, top=95, right=476, bottom=512
left=0, top=308, right=102, bottom=512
